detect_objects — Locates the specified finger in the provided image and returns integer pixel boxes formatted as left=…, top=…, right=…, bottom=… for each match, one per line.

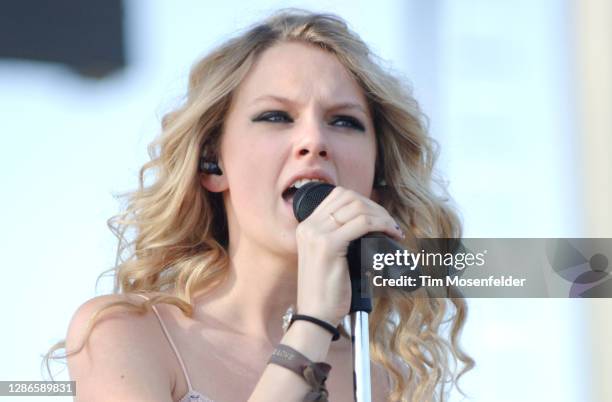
left=303, top=187, right=354, bottom=229
left=310, top=186, right=353, bottom=215
left=322, top=187, right=389, bottom=218
left=329, top=198, right=387, bottom=224
left=331, top=212, right=405, bottom=243
left=327, top=196, right=403, bottom=237
left=304, top=186, right=401, bottom=236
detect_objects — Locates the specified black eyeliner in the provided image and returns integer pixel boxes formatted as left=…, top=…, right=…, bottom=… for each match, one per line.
left=330, top=115, right=366, bottom=131
left=251, top=110, right=292, bottom=123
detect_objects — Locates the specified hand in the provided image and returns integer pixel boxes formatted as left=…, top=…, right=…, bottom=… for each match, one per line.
left=295, top=186, right=404, bottom=326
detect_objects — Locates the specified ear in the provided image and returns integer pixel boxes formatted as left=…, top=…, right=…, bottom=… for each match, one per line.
left=200, top=161, right=228, bottom=193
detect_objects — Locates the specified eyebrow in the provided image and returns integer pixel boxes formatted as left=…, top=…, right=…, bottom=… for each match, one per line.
left=251, top=95, right=369, bottom=115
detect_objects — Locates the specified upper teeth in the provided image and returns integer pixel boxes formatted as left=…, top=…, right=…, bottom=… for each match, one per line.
left=290, top=178, right=326, bottom=189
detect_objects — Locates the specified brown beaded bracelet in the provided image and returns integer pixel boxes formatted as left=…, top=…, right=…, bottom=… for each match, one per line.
left=268, top=344, right=332, bottom=402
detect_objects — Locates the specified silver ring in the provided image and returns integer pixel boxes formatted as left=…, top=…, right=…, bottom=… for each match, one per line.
left=329, top=212, right=341, bottom=226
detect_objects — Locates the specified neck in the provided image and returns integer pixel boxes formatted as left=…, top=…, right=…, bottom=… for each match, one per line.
left=192, top=239, right=298, bottom=347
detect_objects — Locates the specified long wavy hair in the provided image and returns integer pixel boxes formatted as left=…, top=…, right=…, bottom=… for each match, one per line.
left=45, top=9, right=473, bottom=402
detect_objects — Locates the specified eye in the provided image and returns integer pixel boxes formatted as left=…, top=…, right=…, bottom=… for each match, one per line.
left=329, top=115, right=366, bottom=132
left=252, top=111, right=293, bottom=123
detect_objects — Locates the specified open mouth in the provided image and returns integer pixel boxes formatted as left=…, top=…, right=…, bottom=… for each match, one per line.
left=281, top=187, right=298, bottom=203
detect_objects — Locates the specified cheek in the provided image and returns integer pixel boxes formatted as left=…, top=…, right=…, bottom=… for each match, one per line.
left=224, top=131, right=283, bottom=169
left=338, top=139, right=377, bottom=190
left=225, top=133, right=263, bottom=170
left=223, top=136, right=284, bottom=203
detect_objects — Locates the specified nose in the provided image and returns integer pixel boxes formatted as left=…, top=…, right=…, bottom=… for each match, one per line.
left=294, top=123, right=329, bottom=160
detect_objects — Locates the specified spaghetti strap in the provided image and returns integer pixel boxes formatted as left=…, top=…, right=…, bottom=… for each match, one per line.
left=133, top=294, right=195, bottom=392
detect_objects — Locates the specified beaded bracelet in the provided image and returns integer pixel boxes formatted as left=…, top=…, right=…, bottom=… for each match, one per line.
left=268, top=344, right=332, bottom=402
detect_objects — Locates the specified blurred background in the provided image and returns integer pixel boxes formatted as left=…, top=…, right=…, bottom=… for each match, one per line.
left=1, top=0, right=610, bottom=401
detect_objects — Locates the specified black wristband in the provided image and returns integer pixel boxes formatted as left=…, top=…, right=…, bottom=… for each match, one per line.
left=289, top=314, right=340, bottom=341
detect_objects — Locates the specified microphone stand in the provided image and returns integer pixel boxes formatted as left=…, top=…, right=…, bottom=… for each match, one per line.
left=347, top=241, right=373, bottom=402
left=347, top=233, right=425, bottom=402
left=350, top=311, right=371, bottom=402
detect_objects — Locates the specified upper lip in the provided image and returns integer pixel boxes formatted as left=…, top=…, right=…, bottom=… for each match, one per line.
left=281, top=169, right=335, bottom=195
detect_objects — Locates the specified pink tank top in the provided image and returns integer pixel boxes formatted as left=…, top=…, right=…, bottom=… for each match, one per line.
left=135, top=294, right=215, bottom=402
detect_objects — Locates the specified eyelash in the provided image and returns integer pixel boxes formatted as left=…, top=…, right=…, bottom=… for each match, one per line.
left=252, top=111, right=366, bottom=131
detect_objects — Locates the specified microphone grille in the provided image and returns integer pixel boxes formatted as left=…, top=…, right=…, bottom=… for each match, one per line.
left=292, top=182, right=335, bottom=222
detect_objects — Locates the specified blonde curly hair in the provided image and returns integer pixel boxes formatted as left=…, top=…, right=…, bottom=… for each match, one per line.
left=44, top=9, right=473, bottom=401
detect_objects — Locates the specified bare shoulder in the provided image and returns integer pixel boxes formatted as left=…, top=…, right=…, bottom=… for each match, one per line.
left=66, top=294, right=175, bottom=402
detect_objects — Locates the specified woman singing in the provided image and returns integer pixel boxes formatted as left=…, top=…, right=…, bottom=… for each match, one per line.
left=45, top=9, right=473, bottom=402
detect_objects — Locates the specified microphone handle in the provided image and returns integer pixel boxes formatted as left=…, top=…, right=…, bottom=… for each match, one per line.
left=346, top=235, right=378, bottom=313
left=347, top=232, right=422, bottom=313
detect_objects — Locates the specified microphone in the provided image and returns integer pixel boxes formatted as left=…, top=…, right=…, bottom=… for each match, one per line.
left=292, top=182, right=421, bottom=313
